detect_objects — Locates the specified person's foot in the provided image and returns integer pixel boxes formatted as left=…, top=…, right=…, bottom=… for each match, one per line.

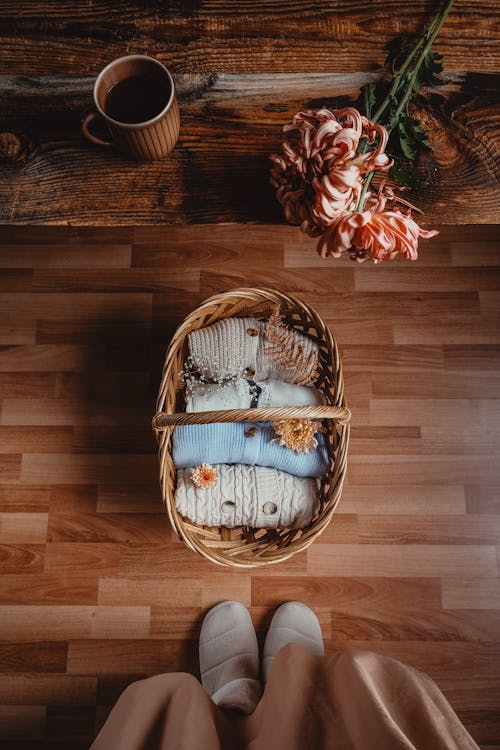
left=199, top=601, right=261, bottom=714
left=262, top=601, right=324, bottom=682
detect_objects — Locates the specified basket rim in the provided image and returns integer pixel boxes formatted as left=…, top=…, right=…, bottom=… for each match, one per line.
left=153, top=404, right=351, bottom=429
left=154, top=286, right=350, bottom=568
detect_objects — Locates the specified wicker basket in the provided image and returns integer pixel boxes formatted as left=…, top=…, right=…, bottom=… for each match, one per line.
left=153, top=287, right=350, bottom=568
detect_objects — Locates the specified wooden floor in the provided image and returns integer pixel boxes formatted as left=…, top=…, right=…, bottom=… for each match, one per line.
left=0, top=223, right=499, bottom=748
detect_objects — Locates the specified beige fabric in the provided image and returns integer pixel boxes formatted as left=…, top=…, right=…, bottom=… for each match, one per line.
left=91, top=643, right=479, bottom=750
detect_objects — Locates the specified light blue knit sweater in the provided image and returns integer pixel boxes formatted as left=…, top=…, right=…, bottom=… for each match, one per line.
left=172, top=422, right=329, bottom=478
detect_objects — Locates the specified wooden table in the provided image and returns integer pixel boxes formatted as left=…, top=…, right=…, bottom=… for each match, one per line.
left=0, top=1, right=499, bottom=225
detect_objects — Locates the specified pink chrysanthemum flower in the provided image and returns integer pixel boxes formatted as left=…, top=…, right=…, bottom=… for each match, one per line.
left=317, top=189, right=439, bottom=263
left=270, top=107, right=392, bottom=235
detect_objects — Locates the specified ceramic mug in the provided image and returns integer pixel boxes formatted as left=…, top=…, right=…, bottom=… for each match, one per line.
left=82, top=54, right=180, bottom=161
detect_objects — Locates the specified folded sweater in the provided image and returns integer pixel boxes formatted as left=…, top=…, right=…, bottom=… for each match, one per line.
left=173, top=421, right=329, bottom=478
left=186, top=378, right=325, bottom=412
left=176, top=464, right=319, bottom=528
left=187, top=317, right=318, bottom=383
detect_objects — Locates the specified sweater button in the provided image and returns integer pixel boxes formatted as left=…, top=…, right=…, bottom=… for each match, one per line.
left=247, top=327, right=258, bottom=337
left=245, top=427, right=257, bottom=438
left=263, top=502, right=278, bottom=515
left=246, top=367, right=255, bottom=377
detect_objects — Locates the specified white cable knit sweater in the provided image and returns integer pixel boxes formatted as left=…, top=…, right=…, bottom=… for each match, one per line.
left=175, top=464, right=319, bottom=529
left=187, top=317, right=318, bottom=383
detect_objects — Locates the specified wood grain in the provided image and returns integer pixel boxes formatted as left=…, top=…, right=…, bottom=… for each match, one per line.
left=0, top=705, right=46, bottom=741
left=0, top=606, right=150, bottom=641
left=0, top=642, right=68, bottom=673
left=0, top=512, right=48, bottom=543
left=0, top=50, right=498, bottom=224
left=0, top=2, right=497, bottom=75
left=0, top=223, right=499, bottom=747
left=0, top=676, right=96, bottom=706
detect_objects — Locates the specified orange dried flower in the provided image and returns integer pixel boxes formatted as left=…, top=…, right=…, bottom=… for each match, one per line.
left=191, top=463, right=218, bottom=489
left=271, top=418, right=326, bottom=454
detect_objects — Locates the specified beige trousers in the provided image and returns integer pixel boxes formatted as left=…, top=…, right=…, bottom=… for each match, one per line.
left=91, top=643, right=479, bottom=750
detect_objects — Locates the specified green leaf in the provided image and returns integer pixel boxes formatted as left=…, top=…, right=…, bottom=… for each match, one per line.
left=406, top=117, right=433, bottom=150
left=388, top=162, right=416, bottom=188
left=393, top=114, right=433, bottom=162
left=387, top=114, right=400, bottom=131
left=357, top=82, right=377, bottom=118
left=413, top=49, right=444, bottom=92
left=385, top=35, right=413, bottom=74
left=397, top=120, right=417, bottom=160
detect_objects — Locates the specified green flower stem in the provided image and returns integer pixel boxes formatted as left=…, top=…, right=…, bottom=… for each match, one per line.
left=356, top=172, right=375, bottom=213
left=371, top=8, right=444, bottom=124
left=372, top=40, right=425, bottom=124
left=355, top=0, right=453, bottom=212
left=393, top=0, right=454, bottom=120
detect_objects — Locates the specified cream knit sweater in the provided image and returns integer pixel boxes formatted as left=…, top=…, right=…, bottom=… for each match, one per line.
left=185, top=378, right=325, bottom=412
left=175, top=464, right=319, bottom=529
left=187, top=317, right=318, bottom=383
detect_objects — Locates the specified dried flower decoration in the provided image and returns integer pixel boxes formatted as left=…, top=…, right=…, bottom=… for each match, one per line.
left=180, top=354, right=249, bottom=405
left=272, top=418, right=326, bottom=454
left=191, top=463, right=218, bottom=489
left=266, top=305, right=319, bottom=385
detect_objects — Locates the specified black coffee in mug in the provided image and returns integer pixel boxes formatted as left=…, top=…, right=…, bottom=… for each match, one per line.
left=82, top=55, right=180, bottom=161
left=104, top=75, right=171, bottom=124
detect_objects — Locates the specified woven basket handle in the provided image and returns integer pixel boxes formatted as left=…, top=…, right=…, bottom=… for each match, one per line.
left=152, top=405, right=351, bottom=431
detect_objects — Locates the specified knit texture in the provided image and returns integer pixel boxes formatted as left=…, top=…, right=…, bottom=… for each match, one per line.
left=175, top=464, right=319, bottom=528
left=185, top=378, right=325, bottom=412
left=173, top=421, right=329, bottom=478
left=188, top=317, right=319, bottom=383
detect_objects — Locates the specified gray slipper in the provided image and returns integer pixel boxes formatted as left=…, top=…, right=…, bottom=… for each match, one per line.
left=262, top=601, right=324, bottom=683
left=199, top=601, right=261, bottom=714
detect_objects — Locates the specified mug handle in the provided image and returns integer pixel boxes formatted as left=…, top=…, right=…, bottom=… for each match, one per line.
left=82, top=109, right=112, bottom=147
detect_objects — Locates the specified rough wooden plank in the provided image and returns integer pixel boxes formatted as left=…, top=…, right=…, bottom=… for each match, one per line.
left=0, top=72, right=498, bottom=224
left=0, top=2, right=498, bottom=74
